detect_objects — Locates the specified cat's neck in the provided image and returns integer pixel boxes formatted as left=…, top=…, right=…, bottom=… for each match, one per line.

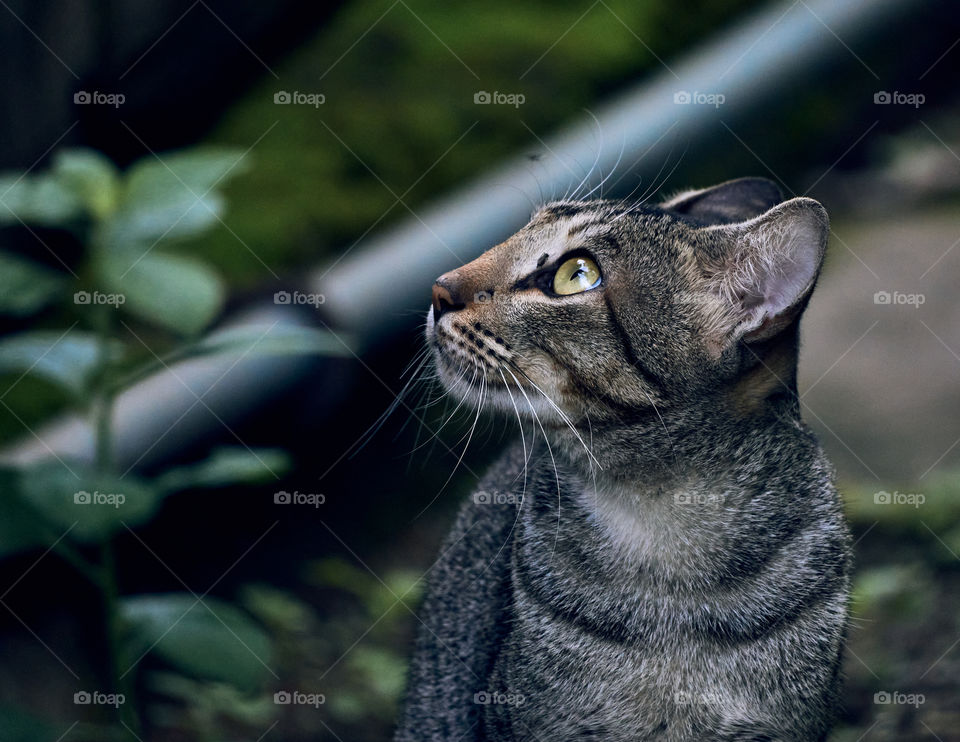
left=547, top=390, right=800, bottom=491
left=548, top=335, right=803, bottom=487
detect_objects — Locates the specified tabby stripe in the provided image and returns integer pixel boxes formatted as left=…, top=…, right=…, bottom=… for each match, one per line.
left=513, top=554, right=637, bottom=645
left=566, top=219, right=608, bottom=237
left=538, top=203, right=586, bottom=222
left=603, top=295, right=665, bottom=392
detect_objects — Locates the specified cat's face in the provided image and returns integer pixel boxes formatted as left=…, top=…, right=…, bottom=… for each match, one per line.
left=426, top=178, right=828, bottom=426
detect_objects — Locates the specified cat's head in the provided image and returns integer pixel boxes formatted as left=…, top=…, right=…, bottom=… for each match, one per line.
left=425, top=177, right=828, bottom=425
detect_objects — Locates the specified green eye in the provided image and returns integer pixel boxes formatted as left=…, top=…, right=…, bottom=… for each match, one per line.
left=552, top=256, right=602, bottom=295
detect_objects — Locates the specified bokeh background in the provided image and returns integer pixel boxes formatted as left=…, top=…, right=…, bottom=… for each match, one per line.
left=1, top=0, right=959, bottom=740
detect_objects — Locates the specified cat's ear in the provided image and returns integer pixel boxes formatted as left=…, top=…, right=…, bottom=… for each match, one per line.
left=663, top=177, right=783, bottom=225
left=699, top=197, right=828, bottom=349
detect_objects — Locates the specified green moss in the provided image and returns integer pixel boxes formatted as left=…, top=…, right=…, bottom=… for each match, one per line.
left=197, top=0, right=765, bottom=285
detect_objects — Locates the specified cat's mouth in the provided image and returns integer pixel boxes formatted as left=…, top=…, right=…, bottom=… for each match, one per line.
left=431, top=317, right=514, bottom=384
left=427, top=314, right=572, bottom=425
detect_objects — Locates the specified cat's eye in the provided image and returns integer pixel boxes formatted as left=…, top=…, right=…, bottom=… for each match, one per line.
left=552, top=256, right=602, bottom=295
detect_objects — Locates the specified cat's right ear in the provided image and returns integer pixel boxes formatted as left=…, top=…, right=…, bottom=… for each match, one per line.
left=697, top=197, right=829, bottom=353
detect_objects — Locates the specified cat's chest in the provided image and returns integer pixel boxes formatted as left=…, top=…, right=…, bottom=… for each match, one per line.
left=521, top=474, right=735, bottom=585
left=486, top=596, right=726, bottom=741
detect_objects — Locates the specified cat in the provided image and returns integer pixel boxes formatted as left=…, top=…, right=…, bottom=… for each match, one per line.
left=395, top=178, right=852, bottom=742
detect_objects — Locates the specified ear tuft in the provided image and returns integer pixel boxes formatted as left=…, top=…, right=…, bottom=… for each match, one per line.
left=703, top=197, right=828, bottom=346
left=663, top=177, right=783, bottom=225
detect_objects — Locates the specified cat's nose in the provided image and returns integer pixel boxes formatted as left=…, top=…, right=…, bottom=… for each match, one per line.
left=432, top=281, right=465, bottom=322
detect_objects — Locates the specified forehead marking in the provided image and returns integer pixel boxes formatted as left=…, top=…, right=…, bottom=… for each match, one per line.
left=567, top=219, right=608, bottom=238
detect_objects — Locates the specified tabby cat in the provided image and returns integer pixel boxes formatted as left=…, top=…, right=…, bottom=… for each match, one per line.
left=395, top=178, right=852, bottom=741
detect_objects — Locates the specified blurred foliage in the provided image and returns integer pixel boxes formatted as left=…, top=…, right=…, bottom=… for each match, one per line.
left=239, top=564, right=420, bottom=737
left=202, top=0, right=763, bottom=283
left=830, top=474, right=960, bottom=740
left=0, top=145, right=347, bottom=739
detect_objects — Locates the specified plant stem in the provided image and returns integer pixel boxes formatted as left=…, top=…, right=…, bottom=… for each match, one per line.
left=51, top=539, right=105, bottom=590
left=93, top=317, right=114, bottom=475
left=91, top=303, right=141, bottom=738
left=101, top=540, right=140, bottom=737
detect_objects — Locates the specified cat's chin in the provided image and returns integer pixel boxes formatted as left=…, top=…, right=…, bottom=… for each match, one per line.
left=433, top=356, right=572, bottom=428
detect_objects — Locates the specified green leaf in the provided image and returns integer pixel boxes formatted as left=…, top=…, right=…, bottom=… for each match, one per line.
left=0, top=173, right=84, bottom=226
left=156, top=447, right=290, bottom=494
left=121, top=593, right=272, bottom=692
left=194, top=323, right=353, bottom=360
left=0, top=330, right=116, bottom=396
left=99, top=251, right=224, bottom=335
left=0, top=251, right=66, bottom=317
left=103, top=148, right=249, bottom=248
left=99, top=192, right=226, bottom=250
left=146, top=671, right=277, bottom=725
left=0, top=469, right=52, bottom=558
left=51, top=148, right=121, bottom=220
left=127, top=149, right=250, bottom=199
left=18, top=460, right=161, bottom=543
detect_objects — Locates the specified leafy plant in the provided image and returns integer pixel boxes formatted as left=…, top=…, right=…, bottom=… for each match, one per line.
left=0, top=146, right=348, bottom=738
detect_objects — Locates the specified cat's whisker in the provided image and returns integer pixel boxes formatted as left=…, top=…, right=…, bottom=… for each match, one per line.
left=582, top=116, right=626, bottom=202
left=411, top=362, right=485, bottom=521
left=408, top=360, right=479, bottom=454
left=574, top=110, right=605, bottom=201
left=349, top=348, right=433, bottom=458
left=585, top=410, right=599, bottom=512
left=405, top=375, right=437, bottom=473
left=503, top=358, right=602, bottom=472
left=400, top=343, right=434, bottom=379
left=393, top=370, right=438, bottom=442
left=637, top=384, right=679, bottom=472
left=505, top=366, right=563, bottom=560
left=473, top=367, right=531, bottom=579
left=612, top=139, right=690, bottom=225
left=498, top=367, right=529, bottom=506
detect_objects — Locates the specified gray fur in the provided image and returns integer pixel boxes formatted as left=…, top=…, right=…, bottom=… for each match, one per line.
left=395, top=178, right=852, bottom=742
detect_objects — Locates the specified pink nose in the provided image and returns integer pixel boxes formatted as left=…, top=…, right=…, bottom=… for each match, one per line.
left=431, top=281, right=464, bottom=321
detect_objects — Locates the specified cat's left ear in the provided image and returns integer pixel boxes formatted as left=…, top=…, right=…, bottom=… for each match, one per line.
left=663, top=177, right=783, bottom=224
left=699, top=197, right=828, bottom=349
